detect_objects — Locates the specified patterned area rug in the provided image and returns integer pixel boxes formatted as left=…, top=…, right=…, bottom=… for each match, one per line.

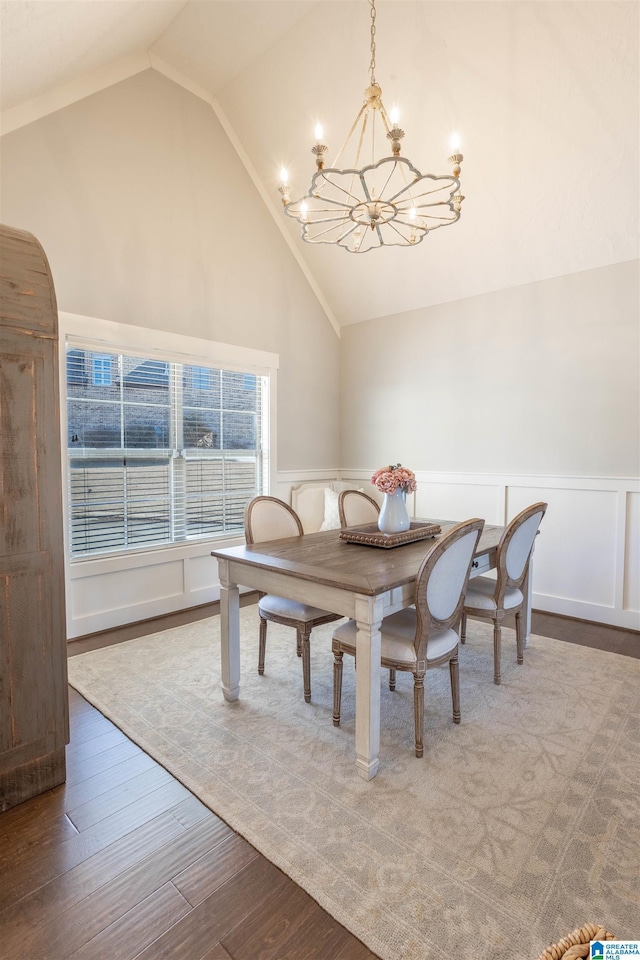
left=68, top=608, right=639, bottom=960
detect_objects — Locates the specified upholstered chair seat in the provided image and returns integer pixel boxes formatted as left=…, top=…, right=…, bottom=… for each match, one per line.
left=333, top=613, right=459, bottom=667
left=259, top=595, right=335, bottom=623
left=332, top=518, right=485, bottom=758
left=463, top=576, right=523, bottom=612
left=461, top=502, right=548, bottom=685
left=245, top=496, right=341, bottom=703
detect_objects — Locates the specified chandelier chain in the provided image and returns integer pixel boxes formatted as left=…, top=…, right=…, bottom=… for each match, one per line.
left=369, top=0, right=377, bottom=85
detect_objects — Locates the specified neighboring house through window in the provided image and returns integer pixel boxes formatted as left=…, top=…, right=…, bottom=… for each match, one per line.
left=91, top=353, right=113, bottom=386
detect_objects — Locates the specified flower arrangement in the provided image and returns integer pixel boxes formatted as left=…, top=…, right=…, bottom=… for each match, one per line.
left=371, top=463, right=417, bottom=495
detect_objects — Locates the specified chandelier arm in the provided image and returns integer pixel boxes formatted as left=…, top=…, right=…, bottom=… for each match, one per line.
left=378, top=103, right=392, bottom=134
left=291, top=204, right=354, bottom=223
left=371, top=108, right=376, bottom=166
left=375, top=159, right=400, bottom=200
left=338, top=222, right=361, bottom=244
left=307, top=218, right=358, bottom=242
left=413, top=202, right=459, bottom=216
left=306, top=213, right=355, bottom=225
left=314, top=173, right=367, bottom=206
left=419, top=217, right=460, bottom=232
left=360, top=171, right=373, bottom=203
left=332, top=102, right=369, bottom=168
left=353, top=111, right=369, bottom=173
left=392, top=156, right=414, bottom=197
left=389, top=180, right=460, bottom=205
left=301, top=188, right=359, bottom=208
left=385, top=219, right=423, bottom=239
left=415, top=211, right=460, bottom=226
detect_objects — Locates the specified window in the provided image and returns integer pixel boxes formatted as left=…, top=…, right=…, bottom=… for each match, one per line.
left=66, top=341, right=269, bottom=559
left=91, top=354, right=113, bottom=386
left=191, top=366, right=211, bottom=390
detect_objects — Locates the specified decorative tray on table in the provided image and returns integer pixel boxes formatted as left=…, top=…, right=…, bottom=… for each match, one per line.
left=339, top=521, right=442, bottom=549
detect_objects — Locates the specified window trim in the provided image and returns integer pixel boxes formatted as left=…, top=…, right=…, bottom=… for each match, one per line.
left=59, top=313, right=278, bottom=570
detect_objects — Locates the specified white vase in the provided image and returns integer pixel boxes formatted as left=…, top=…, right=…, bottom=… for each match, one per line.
left=377, top=488, right=411, bottom=534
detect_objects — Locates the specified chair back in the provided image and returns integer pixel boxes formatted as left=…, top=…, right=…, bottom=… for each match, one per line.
left=244, top=496, right=303, bottom=544
left=338, top=489, right=380, bottom=527
left=414, top=519, right=485, bottom=662
left=495, top=502, right=548, bottom=597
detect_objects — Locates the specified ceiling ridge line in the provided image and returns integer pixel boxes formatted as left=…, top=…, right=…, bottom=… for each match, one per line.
left=208, top=93, right=341, bottom=340
left=0, top=52, right=150, bottom=136
left=148, top=52, right=339, bottom=338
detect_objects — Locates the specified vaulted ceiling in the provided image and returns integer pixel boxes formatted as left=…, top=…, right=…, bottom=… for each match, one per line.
left=1, top=0, right=638, bottom=328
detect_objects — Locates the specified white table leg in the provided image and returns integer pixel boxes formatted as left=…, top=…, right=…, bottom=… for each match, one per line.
left=218, top=559, right=240, bottom=702
left=354, top=595, right=383, bottom=781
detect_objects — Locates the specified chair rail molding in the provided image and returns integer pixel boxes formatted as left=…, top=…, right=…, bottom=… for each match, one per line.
left=65, top=468, right=639, bottom=638
left=340, top=469, right=640, bottom=632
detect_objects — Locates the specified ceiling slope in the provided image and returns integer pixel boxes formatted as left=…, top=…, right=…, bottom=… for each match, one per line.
left=1, top=0, right=637, bottom=327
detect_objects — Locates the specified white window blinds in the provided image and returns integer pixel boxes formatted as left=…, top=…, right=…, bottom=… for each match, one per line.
left=66, top=342, right=268, bottom=558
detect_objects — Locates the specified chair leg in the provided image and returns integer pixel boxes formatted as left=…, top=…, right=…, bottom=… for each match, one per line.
left=413, top=672, right=425, bottom=758
left=515, top=609, right=525, bottom=665
left=450, top=651, right=461, bottom=724
left=300, top=626, right=312, bottom=703
left=296, top=631, right=302, bottom=657
left=333, top=650, right=343, bottom=726
left=389, top=668, right=396, bottom=691
left=258, top=616, right=267, bottom=675
left=296, top=627, right=311, bottom=703
left=493, top=616, right=503, bottom=685
left=460, top=610, right=467, bottom=644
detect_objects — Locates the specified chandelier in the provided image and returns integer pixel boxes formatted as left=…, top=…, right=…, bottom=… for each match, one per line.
left=277, top=0, right=465, bottom=254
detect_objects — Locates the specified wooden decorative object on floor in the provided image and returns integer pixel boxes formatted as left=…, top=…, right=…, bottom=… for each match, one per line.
left=0, top=223, right=69, bottom=811
left=535, top=923, right=616, bottom=960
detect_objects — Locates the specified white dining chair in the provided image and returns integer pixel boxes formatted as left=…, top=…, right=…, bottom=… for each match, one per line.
left=461, top=501, right=548, bottom=684
left=332, top=518, right=485, bottom=757
left=244, top=496, right=341, bottom=703
left=338, top=489, right=380, bottom=527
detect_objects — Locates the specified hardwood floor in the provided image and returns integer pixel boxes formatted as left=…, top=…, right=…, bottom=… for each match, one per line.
left=1, top=608, right=637, bottom=960
left=0, top=684, right=376, bottom=960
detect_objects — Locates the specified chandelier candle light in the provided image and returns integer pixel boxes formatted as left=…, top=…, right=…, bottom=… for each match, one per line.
left=372, top=463, right=417, bottom=534
left=278, top=0, right=465, bottom=253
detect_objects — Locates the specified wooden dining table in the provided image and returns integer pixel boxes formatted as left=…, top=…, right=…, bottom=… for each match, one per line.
left=212, top=520, right=514, bottom=780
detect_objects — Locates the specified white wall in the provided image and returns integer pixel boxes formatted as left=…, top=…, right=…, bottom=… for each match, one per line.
left=0, top=68, right=340, bottom=473
left=340, top=263, right=640, bottom=630
left=340, top=261, right=639, bottom=476
left=1, top=69, right=638, bottom=635
left=0, top=68, right=341, bottom=638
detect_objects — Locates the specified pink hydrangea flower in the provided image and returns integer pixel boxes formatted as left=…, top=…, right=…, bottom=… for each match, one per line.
left=371, top=463, right=417, bottom=494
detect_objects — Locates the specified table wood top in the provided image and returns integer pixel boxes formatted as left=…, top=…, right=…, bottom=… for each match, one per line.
left=212, top=520, right=503, bottom=597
